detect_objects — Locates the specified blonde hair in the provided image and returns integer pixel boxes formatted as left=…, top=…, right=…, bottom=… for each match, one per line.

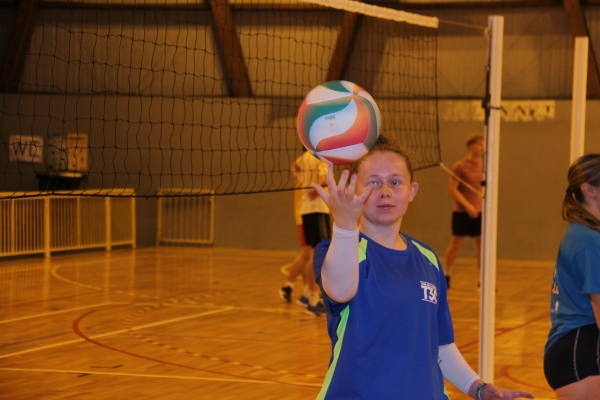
left=563, top=154, right=600, bottom=231
left=350, top=133, right=414, bottom=181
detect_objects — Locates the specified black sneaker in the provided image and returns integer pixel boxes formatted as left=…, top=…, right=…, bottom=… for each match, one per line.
left=279, top=286, right=292, bottom=303
left=445, top=275, right=451, bottom=289
left=296, top=295, right=309, bottom=308
left=306, top=301, right=325, bottom=316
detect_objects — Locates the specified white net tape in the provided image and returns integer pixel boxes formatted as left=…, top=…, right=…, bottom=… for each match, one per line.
left=299, top=0, right=439, bottom=29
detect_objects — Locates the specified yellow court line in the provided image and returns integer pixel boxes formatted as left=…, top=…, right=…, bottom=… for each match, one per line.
left=0, top=302, right=126, bottom=325
left=279, top=263, right=291, bottom=276
left=0, top=307, right=234, bottom=360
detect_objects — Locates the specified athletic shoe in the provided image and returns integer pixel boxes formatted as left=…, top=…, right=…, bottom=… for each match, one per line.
left=306, top=301, right=326, bottom=316
left=279, top=286, right=292, bottom=303
left=296, top=295, right=309, bottom=308
left=445, top=275, right=451, bottom=289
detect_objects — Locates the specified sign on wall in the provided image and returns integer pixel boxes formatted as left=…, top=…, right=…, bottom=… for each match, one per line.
left=8, top=135, right=44, bottom=163
left=439, top=100, right=556, bottom=122
left=45, top=132, right=89, bottom=172
left=65, top=133, right=89, bottom=172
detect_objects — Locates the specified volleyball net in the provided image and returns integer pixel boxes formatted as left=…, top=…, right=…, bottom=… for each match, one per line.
left=0, top=0, right=440, bottom=197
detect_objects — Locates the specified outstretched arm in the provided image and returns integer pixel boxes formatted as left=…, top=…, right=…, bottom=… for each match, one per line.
left=439, top=343, right=535, bottom=399
left=468, top=381, right=535, bottom=400
left=312, top=164, right=372, bottom=303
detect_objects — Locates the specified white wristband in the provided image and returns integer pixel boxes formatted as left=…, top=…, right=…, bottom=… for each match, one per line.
left=332, top=223, right=359, bottom=238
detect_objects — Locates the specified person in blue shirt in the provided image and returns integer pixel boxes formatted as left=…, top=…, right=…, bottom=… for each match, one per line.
left=310, top=133, right=534, bottom=400
left=544, top=154, right=600, bottom=398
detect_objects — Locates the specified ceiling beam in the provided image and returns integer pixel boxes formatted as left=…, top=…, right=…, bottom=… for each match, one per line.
left=326, top=11, right=362, bottom=81
left=207, top=0, right=253, bottom=97
left=38, top=1, right=565, bottom=11
left=562, top=0, right=600, bottom=97
left=0, top=0, right=41, bottom=92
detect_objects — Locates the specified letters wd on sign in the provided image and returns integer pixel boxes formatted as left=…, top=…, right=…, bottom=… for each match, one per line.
left=9, top=135, right=44, bottom=163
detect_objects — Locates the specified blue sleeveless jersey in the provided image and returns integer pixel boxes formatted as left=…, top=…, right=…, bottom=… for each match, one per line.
left=313, top=232, right=454, bottom=400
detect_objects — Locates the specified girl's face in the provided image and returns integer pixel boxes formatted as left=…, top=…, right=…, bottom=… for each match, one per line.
left=355, top=151, right=418, bottom=228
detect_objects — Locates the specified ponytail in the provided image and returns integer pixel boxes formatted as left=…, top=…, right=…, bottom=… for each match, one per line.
left=562, top=154, right=600, bottom=232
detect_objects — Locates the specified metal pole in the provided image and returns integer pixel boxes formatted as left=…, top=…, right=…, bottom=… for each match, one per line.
left=571, top=37, right=588, bottom=164
left=480, top=15, right=503, bottom=383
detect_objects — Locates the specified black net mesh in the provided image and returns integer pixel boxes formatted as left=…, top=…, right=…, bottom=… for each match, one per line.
left=0, top=0, right=439, bottom=197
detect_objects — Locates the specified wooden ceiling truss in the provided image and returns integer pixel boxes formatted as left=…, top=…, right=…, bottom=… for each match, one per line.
left=2, top=1, right=600, bottom=97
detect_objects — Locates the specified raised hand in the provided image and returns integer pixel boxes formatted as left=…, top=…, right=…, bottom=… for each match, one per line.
left=311, top=162, right=373, bottom=230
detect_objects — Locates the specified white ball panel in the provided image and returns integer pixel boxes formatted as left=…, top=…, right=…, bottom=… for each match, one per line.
left=316, top=143, right=369, bottom=161
left=309, top=99, right=358, bottom=146
left=305, top=86, right=351, bottom=105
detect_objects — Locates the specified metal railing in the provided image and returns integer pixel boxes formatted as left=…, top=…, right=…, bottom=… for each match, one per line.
left=0, top=190, right=136, bottom=258
left=157, top=189, right=214, bottom=246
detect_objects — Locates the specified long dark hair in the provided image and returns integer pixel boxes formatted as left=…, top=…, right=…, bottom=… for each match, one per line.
left=563, top=154, right=600, bottom=231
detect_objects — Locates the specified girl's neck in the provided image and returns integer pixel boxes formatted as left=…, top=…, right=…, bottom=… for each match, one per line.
left=582, top=198, right=600, bottom=222
left=360, top=220, right=407, bottom=250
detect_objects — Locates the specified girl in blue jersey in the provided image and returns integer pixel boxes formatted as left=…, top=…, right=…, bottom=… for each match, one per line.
left=544, top=154, right=600, bottom=398
left=311, top=134, right=535, bottom=400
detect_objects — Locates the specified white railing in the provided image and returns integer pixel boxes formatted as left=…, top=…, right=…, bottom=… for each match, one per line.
left=0, top=190, right=136, bottom=258
left=157, top=189, right=214, bottom=245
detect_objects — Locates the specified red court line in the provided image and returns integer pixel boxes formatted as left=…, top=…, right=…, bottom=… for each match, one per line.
left=123, top=304, right=325, bottom=380
left=500, top=365, right=553, bottom=392
left=72, top=306, right=318, bottom=388
left=457, top=313, right=548, bottom=351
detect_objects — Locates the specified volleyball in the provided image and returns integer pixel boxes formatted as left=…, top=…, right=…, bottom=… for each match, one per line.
left=297, top=80, right=381, bottom=165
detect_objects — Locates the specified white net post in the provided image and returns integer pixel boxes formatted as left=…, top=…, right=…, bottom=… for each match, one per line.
left=571, top=37, right=588, bottom=164
left=480, top=15, right=504, bottom=383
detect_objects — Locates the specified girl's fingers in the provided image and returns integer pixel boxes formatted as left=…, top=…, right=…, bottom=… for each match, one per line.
left=337, top=170, right=350, bottom=197
left=311, top=183, right=330, bottom=204
left=325, top=162, right=337, bottom=192
left=345, top=173, right=357, bottom=199
left=357, top=182, right=373, bottom=203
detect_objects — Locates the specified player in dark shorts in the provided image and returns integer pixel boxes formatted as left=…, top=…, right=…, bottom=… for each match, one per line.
left=279, top=151, right=330, bottom=316
left=443, top=134, right=484, bottom=289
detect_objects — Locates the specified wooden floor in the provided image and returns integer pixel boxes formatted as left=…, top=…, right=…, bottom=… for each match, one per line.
left=0, top=247, right=556, bottom=399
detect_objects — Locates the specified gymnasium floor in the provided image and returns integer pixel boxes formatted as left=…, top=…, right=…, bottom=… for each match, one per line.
left=0, top=246, right=555, bottom=399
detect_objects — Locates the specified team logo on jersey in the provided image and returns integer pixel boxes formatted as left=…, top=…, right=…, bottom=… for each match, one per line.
left=420, top=281, right=437, bottom=304
left=551, top=268, right=559, bottom=295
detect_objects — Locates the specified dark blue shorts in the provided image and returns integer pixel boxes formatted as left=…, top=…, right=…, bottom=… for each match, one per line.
left=451, top=211, right=481, bottom=237
left=301, top=213, right=331, bottom=248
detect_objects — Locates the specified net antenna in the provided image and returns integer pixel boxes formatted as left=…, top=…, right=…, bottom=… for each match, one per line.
left=480, top=15, right=504, bottom=383
left=0, top=0, right=441, bottom=198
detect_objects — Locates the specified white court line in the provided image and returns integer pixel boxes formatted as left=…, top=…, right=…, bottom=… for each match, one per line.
left=0, top=302, right=126, bottom=325
left=0, top=306, right=233, bottom=360
left=163, top=303, right=308, bottom=314
left=0, top=367, right=324, bottom=387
